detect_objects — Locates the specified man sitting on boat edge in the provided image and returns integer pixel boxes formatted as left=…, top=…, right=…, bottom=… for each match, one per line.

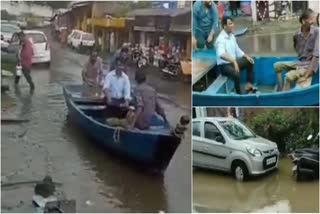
left=128, top=70, right=168, bottom=130
left=273, top=9, right=319, bottom=91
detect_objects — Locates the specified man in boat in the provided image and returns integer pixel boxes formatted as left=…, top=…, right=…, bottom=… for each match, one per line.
left=103, top=58, right=131, bottom=118
left=215, top=16, right=256, bottom=94
left=109, top=46, right=130, bottom=72
left=273, top=9, right=319, bottom=91
left=129, top=70, right=167, bottom=130
left=82, top=49, right=104, bottom=96
left=192, top=0, right=219, bottom=49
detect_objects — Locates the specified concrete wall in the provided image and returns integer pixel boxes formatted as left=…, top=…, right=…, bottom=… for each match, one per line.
left=1, top=1, right=53, bottom=17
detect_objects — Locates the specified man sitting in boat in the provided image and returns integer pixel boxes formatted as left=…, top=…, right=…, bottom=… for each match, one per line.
left=192, top=0, right=219, bottom=49
left=103, top=58, right=131, bottom=118
left=273, top=10, right=319, bottom=91
left=82, top=49, right=104, bottom=96
left=129, top=70, right=168, bottom=130
left=215, top=16, right=256, bottom=94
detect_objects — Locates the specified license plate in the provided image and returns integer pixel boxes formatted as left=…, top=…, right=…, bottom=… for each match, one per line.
left=266, top=157, right=276, bottom=165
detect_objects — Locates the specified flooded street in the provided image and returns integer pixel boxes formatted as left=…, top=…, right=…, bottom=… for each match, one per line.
left=193, top=158, right=319, bottom=213
left=238, top=32, right=296, bottom=56
left=1, top=29, right=191, bottom=213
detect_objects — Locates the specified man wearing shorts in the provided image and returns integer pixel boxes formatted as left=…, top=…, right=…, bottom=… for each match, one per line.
left=274, top=10, right=319, bottom=91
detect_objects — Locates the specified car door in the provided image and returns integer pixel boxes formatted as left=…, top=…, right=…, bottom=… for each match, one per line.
left=192, top=120, right=206, bottom=167
left=7, top=32, right=20, bottom=53
left=200, top=121, right=230, bottom=171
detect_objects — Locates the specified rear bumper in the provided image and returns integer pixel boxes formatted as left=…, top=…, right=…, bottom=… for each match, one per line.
left=32, top=52, right=51, bottom=64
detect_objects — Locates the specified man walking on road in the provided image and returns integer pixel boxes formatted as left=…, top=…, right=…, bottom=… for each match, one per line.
left=15, top=31, right=35, bottom=91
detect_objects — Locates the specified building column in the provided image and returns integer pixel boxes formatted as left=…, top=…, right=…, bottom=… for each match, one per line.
left=195, top=107, right=207, bottom=118
left=251, top=0, right=257, bottom=23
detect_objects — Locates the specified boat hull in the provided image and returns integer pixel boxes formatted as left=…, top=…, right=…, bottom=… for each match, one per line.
left=63, top=85, right=181, bottom=173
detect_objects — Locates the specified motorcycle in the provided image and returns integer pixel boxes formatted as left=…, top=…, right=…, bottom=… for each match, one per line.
left=161, top=54, right=180, bottom=79
left=288, top=133, right=319, bottom=181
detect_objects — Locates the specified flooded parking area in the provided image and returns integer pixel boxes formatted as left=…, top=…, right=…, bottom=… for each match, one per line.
left=193, top=158, right=319, bottom=213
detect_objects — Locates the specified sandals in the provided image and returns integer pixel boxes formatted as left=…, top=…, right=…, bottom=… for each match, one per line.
left=245, top=86, right=258, bottom=94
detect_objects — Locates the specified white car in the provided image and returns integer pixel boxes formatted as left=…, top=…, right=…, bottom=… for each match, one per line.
left=68, top=30, right=95, bottom=50
left=9, top=30, right=51, bottom=66
left=193, top=117, right=279, bottom=181
left=1, top=23, right=20, bottom=42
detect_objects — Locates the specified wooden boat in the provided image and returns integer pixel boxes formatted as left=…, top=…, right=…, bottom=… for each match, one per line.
left=192, top=50, right=319, bottom=106
left=63, top=84, right=183, bottom=173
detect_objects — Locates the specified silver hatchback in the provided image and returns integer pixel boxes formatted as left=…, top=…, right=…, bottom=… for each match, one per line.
left=193, top=117, right=280, bottom=181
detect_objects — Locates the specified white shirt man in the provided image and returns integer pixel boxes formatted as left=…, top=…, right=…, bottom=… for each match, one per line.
left=102, top=60, right=131, bottom=107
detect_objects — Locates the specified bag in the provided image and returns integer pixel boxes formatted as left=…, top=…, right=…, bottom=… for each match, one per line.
left=16, top=65, right=22, bottom=77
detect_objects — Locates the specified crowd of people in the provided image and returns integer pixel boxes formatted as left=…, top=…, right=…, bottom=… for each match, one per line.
left=192, top=0, right=319, bottom=94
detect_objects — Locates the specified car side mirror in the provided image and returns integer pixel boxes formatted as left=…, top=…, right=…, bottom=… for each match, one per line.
left=216, top=136, right=225, bottom=144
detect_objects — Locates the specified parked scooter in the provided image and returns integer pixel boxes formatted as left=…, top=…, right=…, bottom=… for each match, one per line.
left=288, top=133, right=319, bottom=181
left=137, top=48, right=148, bottom=69
left=161, top=54, right=180, bottom=79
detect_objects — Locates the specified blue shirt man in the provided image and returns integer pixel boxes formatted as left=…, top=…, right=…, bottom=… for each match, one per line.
left=192, top=0, right=219, bottom=49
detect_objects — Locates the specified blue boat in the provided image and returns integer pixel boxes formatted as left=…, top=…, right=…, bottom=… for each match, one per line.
left=63, top=84, right=183, bottom=173
left=192, top=50, right=319, bottom=106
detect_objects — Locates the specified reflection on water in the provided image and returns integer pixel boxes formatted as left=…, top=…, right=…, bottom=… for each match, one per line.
left=193, top=158, right=319, bottom=213
left=238, top=33, right=296, bottom=56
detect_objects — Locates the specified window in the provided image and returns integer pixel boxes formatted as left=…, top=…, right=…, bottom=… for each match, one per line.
left=1, top=24, right=20, bottom=33
left=218, top=120, right=256, bottom=140
left=11, top=33, right=19, bottom=43
left=192, top=122, right=201, bottom=137
left=26, top=33, right=46, bottom=44
left=82, top=33, right=94, bottom=41
left=204, top=122, right=223, bottom=142
left=74, top=32, right=81, bottom=40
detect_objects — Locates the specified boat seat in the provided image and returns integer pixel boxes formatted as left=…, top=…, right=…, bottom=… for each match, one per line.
left=205, top=74, right=231, bottom=94
left=78, top=105, right=106, bottom=110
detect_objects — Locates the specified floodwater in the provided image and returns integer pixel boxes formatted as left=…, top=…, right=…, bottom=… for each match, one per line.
left=238, top=32, right=296, bottom=56
left=1, top=29, right=191, bottom=213
left=193, top=158, right=319, bottom=213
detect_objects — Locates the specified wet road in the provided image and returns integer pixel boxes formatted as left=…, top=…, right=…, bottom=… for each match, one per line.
left=1, top=30, right=191, bottom=212
left=193, top=158, right=319, bottom=213
left=238, top=32, right=296, bottom=56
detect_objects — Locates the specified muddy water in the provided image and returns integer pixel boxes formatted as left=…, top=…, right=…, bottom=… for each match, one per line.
left=193, top=158, right=319, bottom=213
left=238, top=32, right=296, bottom=56
left=1, top=30, right=191, bottom=213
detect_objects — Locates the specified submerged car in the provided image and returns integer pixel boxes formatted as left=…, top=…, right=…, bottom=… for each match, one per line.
left=193, top=117, right=280, bottom=181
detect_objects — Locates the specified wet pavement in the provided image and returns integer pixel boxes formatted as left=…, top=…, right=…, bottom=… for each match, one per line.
left=193, top=158, right=319, bottom=213
left=1, top=29, right=191, bottom=213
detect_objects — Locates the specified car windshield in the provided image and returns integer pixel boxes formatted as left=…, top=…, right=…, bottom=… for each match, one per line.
left=27, top=33, right=46, bottom=43
left=219, top=120, right=256, bottom=140
left=82, top=33, right=94, bottom=41
left=1, top=24, right=20, bottom=33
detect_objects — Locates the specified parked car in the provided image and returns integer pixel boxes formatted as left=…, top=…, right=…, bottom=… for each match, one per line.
left=67, top=29, right=82, bottom=46
left=7, top=30, right=51, bottom=67
left=68, top=30, right=95, bottom=50
left=1, top=23, right=21, bottom=42
left=193, top=117, right=280, bottom=181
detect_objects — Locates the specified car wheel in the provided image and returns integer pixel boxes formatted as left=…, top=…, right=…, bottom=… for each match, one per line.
left=232, top=161, right=249, bottom=182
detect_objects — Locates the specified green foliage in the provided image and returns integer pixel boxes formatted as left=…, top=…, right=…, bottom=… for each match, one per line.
left=245, top=109, right=319, bottom=153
